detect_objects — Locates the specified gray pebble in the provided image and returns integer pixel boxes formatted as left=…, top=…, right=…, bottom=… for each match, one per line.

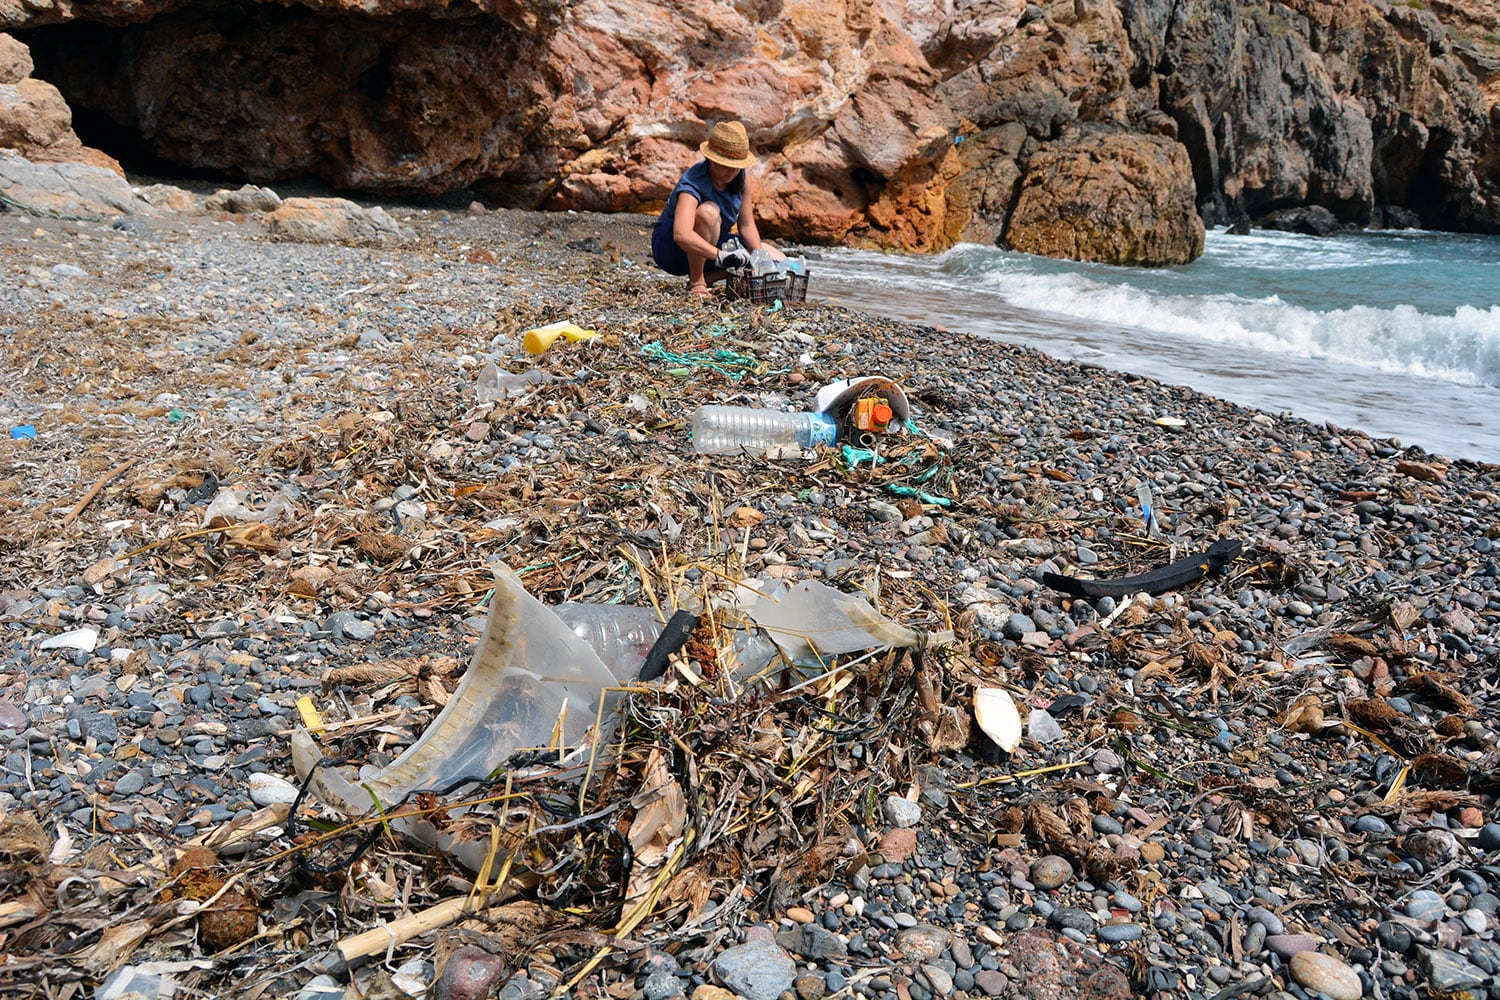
left=1405, top=889, right=1448, bottom=922
left=113, top=771, right=145, bottom=796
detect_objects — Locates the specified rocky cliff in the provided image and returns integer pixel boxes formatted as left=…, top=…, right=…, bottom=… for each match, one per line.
left=2, top=0, right=1497, bottom=264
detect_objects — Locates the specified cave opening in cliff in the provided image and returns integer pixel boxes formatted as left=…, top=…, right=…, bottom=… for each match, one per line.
left=14, top=12, right=304, bottom=186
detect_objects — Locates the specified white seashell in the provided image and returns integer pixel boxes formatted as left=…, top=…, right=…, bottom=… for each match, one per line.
left=974, top=687, right=1022, bottom=752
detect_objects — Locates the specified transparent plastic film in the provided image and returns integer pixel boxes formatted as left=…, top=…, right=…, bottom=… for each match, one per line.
left=745, top=579, right=953, bottom=664
left=292, top=567, right=637, bottom=818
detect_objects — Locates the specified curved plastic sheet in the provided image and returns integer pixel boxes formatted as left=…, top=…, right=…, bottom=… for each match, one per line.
left=747, top=579, right=949, bottom=664
left=813, top=376, right=912, bottom=425
left=292, top=566, right=633, bottom=868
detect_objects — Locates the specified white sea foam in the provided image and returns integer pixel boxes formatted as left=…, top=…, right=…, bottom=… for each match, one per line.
left=986, top=272, right=1500, bottom=387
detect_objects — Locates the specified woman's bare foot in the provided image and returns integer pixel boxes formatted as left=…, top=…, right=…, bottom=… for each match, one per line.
left=688, top=280, right=712, bottom=298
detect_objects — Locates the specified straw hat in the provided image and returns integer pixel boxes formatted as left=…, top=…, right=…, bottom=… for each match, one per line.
left=700, top=121, right=757, bottom=169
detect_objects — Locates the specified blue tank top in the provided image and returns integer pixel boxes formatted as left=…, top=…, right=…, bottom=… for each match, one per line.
left=655, top=161, right=744, bottom=244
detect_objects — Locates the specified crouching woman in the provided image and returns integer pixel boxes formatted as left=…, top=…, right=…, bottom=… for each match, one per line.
left=651, top=120, right=786, bottom=297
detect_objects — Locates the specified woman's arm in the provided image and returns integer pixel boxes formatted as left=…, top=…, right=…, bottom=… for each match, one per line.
left=736, top=184, right=786, bottom=261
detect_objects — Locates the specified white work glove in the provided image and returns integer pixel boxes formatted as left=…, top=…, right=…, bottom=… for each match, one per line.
left=715, top=247, right=752, bottom=271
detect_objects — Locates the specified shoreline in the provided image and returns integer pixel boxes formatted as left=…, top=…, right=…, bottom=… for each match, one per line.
left=1, top=198, right=1498, bottom=999
left=806, top=234, right=1500, bottom=469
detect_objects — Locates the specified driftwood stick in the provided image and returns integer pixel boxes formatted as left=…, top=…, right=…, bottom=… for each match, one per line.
left=334, top=872, right=536, bottom=967
left=62, top=458, right=137, bottom=526
left=336, top=894, right=491, bottom=964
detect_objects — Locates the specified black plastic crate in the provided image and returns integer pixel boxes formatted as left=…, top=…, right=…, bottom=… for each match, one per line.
left=725, top=269, right=809, bottom=303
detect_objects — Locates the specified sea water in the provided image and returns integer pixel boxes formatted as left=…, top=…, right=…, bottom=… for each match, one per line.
left=810, top=228, right=1500, bottom=464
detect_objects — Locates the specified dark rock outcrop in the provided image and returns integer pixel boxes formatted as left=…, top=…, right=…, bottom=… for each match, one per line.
left=1260, top=204, right=1343, bottom=236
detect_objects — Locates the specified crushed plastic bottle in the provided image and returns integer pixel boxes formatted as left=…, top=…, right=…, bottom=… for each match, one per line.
left=749, top=247, right=777, bottom=276
left=748, top=249, right=807, bottom=277
left=690, top=405, right=838, bottom=456
left=552, top=603, right=666, bottom=681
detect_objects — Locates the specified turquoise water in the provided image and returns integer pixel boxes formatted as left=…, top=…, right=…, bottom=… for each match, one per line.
left=810, top=229, right=1500, bottom=463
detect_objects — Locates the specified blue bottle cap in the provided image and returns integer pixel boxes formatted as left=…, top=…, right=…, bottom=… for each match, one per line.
left=808, top=413, right=838, bottom=448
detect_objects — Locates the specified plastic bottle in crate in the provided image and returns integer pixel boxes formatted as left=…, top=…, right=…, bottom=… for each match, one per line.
left=690, top=405, right=838, bottom=455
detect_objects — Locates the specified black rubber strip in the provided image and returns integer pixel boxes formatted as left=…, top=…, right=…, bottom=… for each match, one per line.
left=1042, top=538, right=1243, bottom=599
left=638, top=610, right=700, bottom=681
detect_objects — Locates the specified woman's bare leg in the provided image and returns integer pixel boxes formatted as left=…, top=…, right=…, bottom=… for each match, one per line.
left=686, top=203, right=722, bottom=296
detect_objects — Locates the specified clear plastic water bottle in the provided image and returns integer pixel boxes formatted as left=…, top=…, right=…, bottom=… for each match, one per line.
left=749, top=247, right=776, bottom=276
left=690, top=405, right=838, bottom=456
left=551, top=603, right=665, bottom=681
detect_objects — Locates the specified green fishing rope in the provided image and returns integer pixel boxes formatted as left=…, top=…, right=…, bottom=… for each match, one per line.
left=641, top=341, right=781, bottom=379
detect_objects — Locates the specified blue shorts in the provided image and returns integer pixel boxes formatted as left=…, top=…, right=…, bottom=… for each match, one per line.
left=651, top=224, right=736, bottom=276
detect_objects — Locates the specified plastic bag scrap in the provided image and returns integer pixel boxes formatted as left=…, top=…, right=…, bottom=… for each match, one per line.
left=474, top=362, right=557, bottom=402
left=291, top=568, right=949, bottom=871
left=743, top=579, right=951, bottom=668
left=200, top=486, right=297, bottom=528
left=291, top=565, right=638, bottom=871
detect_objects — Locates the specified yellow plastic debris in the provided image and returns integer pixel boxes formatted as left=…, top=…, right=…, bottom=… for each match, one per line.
left=296, top=695, right=325, bottom=733
left=523, top=321, right=599, bottom=355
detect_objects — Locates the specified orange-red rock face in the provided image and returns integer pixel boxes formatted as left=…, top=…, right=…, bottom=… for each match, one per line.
left=2, top=0, right=1496, bottom=264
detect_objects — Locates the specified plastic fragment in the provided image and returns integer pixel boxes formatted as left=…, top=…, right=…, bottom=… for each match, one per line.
left=522, top=321, right=598, bottom=354
left=296, top=695, right=324, bottom=733
left=37, top=627, right=100, bottom=652
left=746, top=579, right=952, bottom=664
left=1028, top=708, right=1065, bottom=744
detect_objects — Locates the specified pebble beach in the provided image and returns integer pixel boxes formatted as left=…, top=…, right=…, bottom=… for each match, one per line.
left=1, top=193, right=1498, bottom=1000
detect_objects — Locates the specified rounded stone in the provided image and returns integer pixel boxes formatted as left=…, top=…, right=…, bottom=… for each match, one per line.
left=433, top=946, right=507, bottom=1000
left=1289, top=951, right=1363, bottom=1000
left=1247, top=905, right=1285, bottom=935
left=248, top=772, right=300, bottom=806
left=1405, top=889, right=1448, bottom=922
left=894, top=925, right=952, bottom=962
left=1097, top=922, right=1142, bottom=943
left=1375, top=921, right=1413, bottom=953
left=883, top=795, right=923, bottom=829
left=1266, top=933, right=1323, bottom=959
left=1031, top=855, right=1073, bottom=891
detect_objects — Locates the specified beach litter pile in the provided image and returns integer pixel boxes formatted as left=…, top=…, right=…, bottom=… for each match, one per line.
left=0, top=196, right=1496, bottom=1000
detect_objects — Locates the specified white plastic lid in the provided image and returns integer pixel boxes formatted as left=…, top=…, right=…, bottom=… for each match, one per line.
left=813, top=376, right=911, bottom=424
